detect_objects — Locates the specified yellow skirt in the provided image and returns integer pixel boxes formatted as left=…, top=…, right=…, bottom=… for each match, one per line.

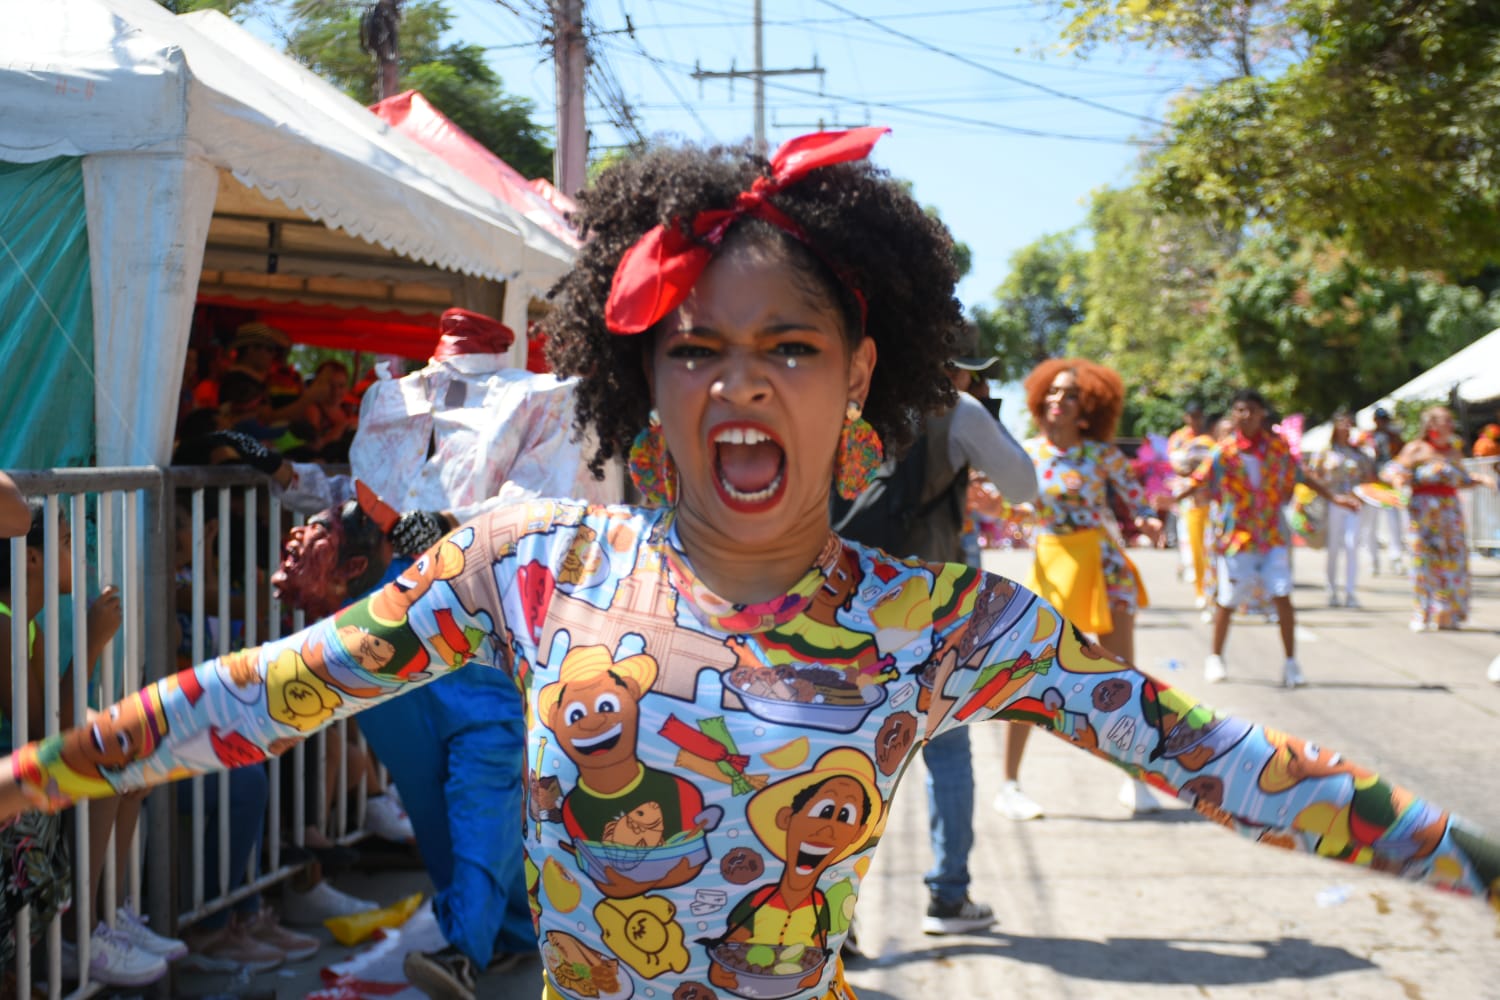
left=1025, top=527, right=1147, bottom=636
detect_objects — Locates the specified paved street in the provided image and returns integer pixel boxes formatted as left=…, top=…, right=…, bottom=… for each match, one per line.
left=843, top=544, right=1500, bottom=1000
left=212, top=543, right=1500, bottom=999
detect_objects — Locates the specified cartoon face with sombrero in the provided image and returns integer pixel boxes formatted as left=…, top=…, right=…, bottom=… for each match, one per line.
left=539, top=643, right=713, bottom=898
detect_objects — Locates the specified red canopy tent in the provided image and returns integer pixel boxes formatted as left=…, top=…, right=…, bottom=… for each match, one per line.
left=370, top=91, right=580, bottom=249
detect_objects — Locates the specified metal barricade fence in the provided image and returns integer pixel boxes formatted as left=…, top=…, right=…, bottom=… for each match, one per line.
left=1462, top=457, right=1500, bottom=555
left=6, top=465, right=372, bottom=998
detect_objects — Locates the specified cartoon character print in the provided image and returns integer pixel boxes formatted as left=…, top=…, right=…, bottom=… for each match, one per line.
left=1258, top=730, right=1449, bottom=870
left=558, top=524, right=606, bottom=588
left=264, top=648, right=343, bottom=732
left=752, top=546, right=897, bottom=684
left=705, top=748, right=884, bottom=997
left=52, top=684, right=171, bottom=797
left=312, top=528, right=474, bottom=697
left=538, top=643, right=719, bottom=899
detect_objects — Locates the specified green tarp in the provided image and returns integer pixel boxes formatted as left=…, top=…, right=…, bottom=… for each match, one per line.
left=0, top=157, right=95, bottom=469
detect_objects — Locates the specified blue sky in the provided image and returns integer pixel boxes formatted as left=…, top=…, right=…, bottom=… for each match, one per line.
left=431, top=0, right=1202, bottom=311
left=243, top=1, right=1204, bottom=311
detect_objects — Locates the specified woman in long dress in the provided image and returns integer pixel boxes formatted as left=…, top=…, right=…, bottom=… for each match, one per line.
left=1385, top=405, right=1491, bottom=631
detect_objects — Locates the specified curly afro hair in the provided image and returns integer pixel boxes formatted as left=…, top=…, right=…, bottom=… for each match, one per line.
left=544, top=139, right=964, bottom=478
left=1023, top=358, right=1125, bottom=443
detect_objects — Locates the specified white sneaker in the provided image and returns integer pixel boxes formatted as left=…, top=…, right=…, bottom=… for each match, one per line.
left=1344, top=594, right=1361, bottom=610
left=279, top=880, right=378, bottom=927
left=1119, top=777, right=1162, bottom=815
left=1487, top=654, right=1500, bottom=685
left=1193, top=594, right=1208, bottom=610
left=62, top=923, right=169, bottom=987
left=1282, top=657, right=1306, bottom=689
left=994, top=781, right=1044, bottom=821
left=115, top=905, right=188, bottom=961
left=1409, top=618, right=1434, bottom=633
left=1200, top=606, right=1215, bottom=624
left=364, top=793, right=416, bottom=844
left=1203, top=654, right=1228, bottom=683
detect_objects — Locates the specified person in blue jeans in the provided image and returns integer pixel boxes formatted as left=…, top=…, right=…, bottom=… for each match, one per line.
left=835, top=347, right=1038, bottom=938
left=358, top=556, right=536, bottom=998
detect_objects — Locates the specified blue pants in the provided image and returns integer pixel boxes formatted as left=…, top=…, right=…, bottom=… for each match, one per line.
left=359, top=558, right=534, bottom=965
left=922, top=727, right=974, bottom=905
left=179, top=764, right=267, bottom=929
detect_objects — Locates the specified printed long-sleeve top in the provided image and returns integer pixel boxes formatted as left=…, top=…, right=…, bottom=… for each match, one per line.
left=1311, top=443, right=1375, bottom=496
left=1024, top=437, right=1151, bottom=535
left=1192, top=431, right=1297, bottom=555
left=9, top=502, right=1499, bottom=1000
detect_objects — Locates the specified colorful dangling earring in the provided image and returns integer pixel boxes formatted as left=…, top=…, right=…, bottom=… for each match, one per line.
left=835, top=400, right=883, bottom=500
left=628, top=410, right=679, bottom=507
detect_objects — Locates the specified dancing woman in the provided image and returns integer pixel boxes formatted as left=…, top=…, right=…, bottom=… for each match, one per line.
left=1384, top=405, right=1493, bottom=631
left=2, top=133, right=1497, bottom=1000
left=995, top=359, right=1163, bottom=820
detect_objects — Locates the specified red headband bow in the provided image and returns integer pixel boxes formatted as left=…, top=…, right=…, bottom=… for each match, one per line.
left=604, top=126, right=891, bottom=335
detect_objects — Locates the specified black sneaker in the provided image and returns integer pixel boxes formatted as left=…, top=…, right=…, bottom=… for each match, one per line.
left=921, top=896, right=996, bottom=935
left=404, top=945, right=478, bottom=1000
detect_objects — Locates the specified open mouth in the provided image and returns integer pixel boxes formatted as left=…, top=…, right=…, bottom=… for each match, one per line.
left=711, top=423, right=787, bottom=510
left=794, top=840, right=833, bottom=874
left=572, top=723, right=623, bottom=756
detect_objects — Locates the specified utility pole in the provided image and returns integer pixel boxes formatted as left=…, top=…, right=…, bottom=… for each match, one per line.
left=693, top=0, right=823, bottom=155
left=552, top=0, right=588, bottom=198
left=360, top=0, right=402, bottom=100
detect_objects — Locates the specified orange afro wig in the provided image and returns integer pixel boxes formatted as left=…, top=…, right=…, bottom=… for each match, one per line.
left=1023, top=358, right=1125, bottom=443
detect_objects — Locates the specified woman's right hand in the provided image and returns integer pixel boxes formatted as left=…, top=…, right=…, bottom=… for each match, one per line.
left=87, top=585, right=123, bottom=645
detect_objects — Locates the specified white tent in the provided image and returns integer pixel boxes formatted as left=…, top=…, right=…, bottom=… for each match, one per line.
left=2, top=0, right=576, bottom=465
left=1300, top=328, right=1500, bottom=454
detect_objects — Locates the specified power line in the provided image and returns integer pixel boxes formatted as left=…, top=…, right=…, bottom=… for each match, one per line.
left=593, top=37, right=1155, bottom=146
left=617, top=7, right=717, bottom=139
left=809, top=0, right=1167, bottom=128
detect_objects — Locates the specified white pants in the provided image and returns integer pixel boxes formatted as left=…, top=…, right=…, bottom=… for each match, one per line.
left=1363, top=504, right=1407, bottom=568
left=1325, top=504, right=1362, bottom=597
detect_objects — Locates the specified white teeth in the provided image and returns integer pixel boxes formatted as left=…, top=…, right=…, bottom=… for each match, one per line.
left=713, top=427, right=772, bottom=446
left=720, top=470, right=783, bottom=503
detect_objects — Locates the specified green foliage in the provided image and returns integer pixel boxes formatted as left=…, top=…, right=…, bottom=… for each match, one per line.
left=1078, top=0, right=1500, bottom=274
left=1072, top=184, right=1242, bottom=403
left=286, top=1, right=554, bottom=179
left=1211, top=234, right=1500, bottom=421
left=971, top=232, right=1087, bottom=383
left=155, top=0, right=261, bottom=13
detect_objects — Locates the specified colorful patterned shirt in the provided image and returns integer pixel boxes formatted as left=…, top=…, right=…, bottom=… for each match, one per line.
left=10, top=502, right=1497, bottom=1000
left=1192, top=432, right=1297, bottom=555
left=1024, top=437, right=1150, bottom=536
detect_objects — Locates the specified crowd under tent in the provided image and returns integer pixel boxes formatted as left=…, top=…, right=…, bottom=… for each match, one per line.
left=1, top=0, right=576, bottom=469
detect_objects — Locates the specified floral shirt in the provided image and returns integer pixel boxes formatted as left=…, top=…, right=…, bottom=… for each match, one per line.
left=1192, top=432, right=1297, bottom=555
left=1311, top=443, right=1374, bottom=496
left=1024, top=438, right=1150, bottom=536
left=10, top=503, right=1497, bottom=1000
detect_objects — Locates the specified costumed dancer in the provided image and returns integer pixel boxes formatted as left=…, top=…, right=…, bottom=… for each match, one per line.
left=3, top=132, right=1497, bottom=1000
left=996, top=358, right=1164, bottom=820
left=1383, top=405, right=1495, bottom=632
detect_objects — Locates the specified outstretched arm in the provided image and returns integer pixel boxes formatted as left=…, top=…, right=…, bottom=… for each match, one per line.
left=928, top=569, right=1499, bottom=908
left=0, top=516, right=509, bottom=822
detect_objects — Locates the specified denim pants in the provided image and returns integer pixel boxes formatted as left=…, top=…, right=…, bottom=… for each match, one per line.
left=359, top=556, right=534, bottom=966
left=179, top=764, right=268, bottom=929
left=922, top=726, right=974, bottom=905
left=360, top=670, right=533, bottom=965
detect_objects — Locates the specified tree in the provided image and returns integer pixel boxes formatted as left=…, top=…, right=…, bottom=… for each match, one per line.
left=1072, top=184, right=1242, bottom=409
left=1211, top=233, right=1500, bottom=420
left=1057, top=0, right=1500, bottom=274
left=971, top=232, right=1087, bottom=384
left=285, top=1, right=554, bottom=179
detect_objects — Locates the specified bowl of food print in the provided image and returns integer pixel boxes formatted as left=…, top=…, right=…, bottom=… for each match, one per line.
left=707, top=941, right=830, bottom=999
left=723, top=664, right=886, bottom=734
